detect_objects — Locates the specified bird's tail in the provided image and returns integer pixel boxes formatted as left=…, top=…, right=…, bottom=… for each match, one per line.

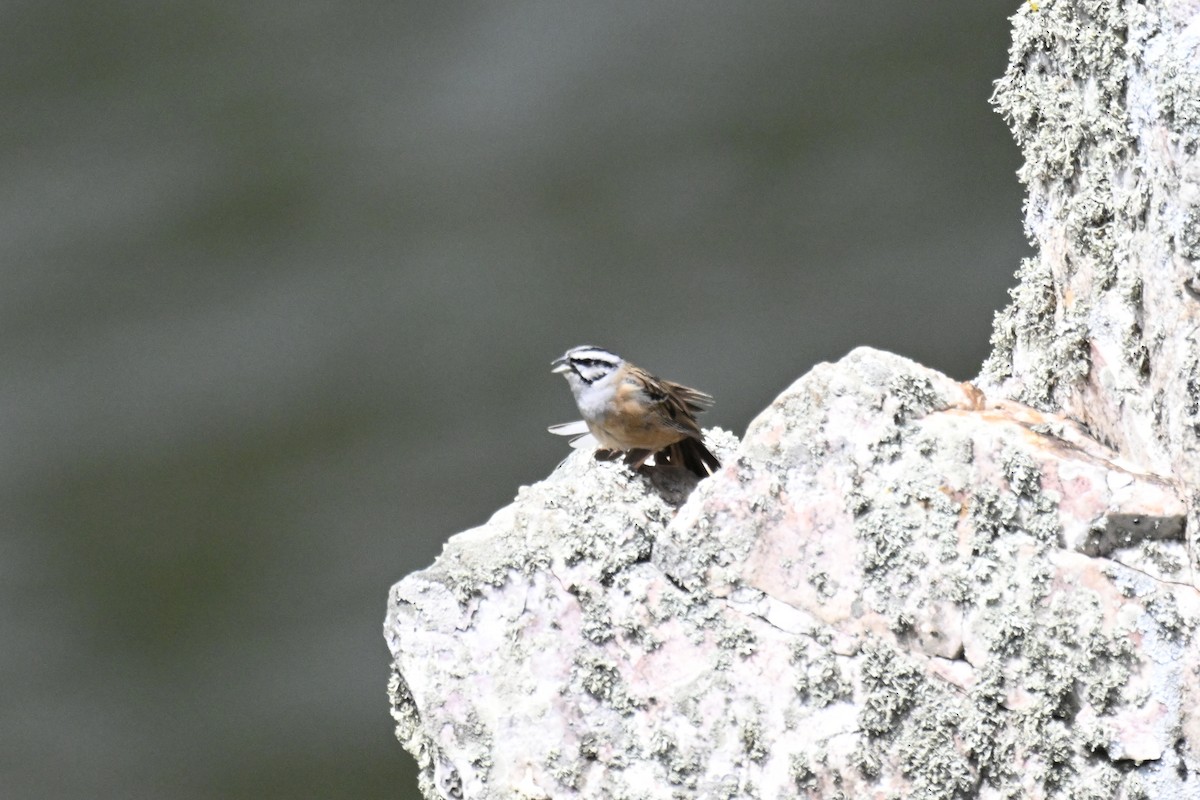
left=660, top=437, right=720, bottom=477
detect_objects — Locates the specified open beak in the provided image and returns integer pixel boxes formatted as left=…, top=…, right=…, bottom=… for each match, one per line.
left=551, top=356, right=571, bottom=374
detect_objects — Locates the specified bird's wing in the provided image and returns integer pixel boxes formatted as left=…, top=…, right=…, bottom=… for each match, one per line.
left=638, top=379, right=705, bottom=438
left=661, top=380, right=715, bottom=413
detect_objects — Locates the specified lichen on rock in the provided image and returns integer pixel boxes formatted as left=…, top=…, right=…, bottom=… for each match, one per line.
left=387, top=347, right=1197, bottom=798
left=387, top=1, right=1200, bottom=795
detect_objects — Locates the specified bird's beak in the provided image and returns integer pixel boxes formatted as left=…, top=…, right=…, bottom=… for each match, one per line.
left=551, top=356, right=571, bottom=374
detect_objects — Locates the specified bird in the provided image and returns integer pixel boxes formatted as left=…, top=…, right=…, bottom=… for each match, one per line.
left=549, top=345, right=720, bottom=477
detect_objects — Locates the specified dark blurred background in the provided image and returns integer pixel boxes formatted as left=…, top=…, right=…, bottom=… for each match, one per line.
left=2, top=2, right=1027, bottom=797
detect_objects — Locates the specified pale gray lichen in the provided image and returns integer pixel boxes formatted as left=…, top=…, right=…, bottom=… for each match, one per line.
left=1137, top=540, right=1186, bottom=576
left=575, top=653, right=643, bottom=714
left=1178, top=205, right=1200, bottom=261
left=900, top=476, right=963, bottom=562
left=855, top=505, right=920, bottom=577
left=977, top=0, right=1200, bottom=477
left=716, top=621, right=757, bottom=657
left=969, top=487, right=1021, bottom=554
left=545, top=746, right=582, bottom=790
left=390, top=344, right=1198, bottom=797
left=740, top=711, right=769, bottom=763
left=1002, top=447, right=1042, bottom=497
left=791, top=643, right=853, bottom=708
left=388, top=668, right=440, bottom=798
left=858, top=643, right=926, bottom=737
left=649, top=731, right=702, bottom=790
left=856, top=642, right=976, bottom=799
left=1156, top=27, right=1200, bottom=139
left=790, top=752, right=818, bottom=791
left=805, top=568, right=827, bottom=597
left=887, top=373, right=946, bottom=423
left=979, top=0, right=1137, bottom=407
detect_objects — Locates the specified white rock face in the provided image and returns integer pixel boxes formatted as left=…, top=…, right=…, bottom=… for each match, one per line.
left=387, top=2, right=1200, bottom=797
left=387, top=348, right=1198, bottom=799
left=980, top=0, right=1200, bottom=488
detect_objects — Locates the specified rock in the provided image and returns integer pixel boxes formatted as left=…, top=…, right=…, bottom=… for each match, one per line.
left=387, top=0, right=1200, bottom=795
left=981, top=0, right=1200, bottom=495
left=387, top=348, right=1200, bottom=799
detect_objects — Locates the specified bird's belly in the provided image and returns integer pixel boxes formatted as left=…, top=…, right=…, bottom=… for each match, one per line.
left=587, top=412, right=684, bottom=452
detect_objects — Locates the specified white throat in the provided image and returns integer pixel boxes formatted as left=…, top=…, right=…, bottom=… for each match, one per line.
left=570, top=371, right=620, bottom=423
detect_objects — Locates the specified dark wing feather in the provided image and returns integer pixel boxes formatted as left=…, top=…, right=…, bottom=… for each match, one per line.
left=639, top=378, right=705, bottom=438
left=660, top=380, right=714, bottom=414
left=658, top=438, right=721, bottom=477
left=652, top=378, right=718, bottom=476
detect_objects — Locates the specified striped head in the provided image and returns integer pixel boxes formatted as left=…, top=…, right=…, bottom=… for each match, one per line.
left=552, top=345, right=623, bottom=386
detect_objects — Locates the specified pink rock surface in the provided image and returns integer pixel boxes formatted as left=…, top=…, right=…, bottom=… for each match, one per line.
left=387, top=348, right=1199, bottom=799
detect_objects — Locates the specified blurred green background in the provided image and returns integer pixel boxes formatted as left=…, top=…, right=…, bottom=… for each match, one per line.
left=3, top=2, right=1028, bottom=797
